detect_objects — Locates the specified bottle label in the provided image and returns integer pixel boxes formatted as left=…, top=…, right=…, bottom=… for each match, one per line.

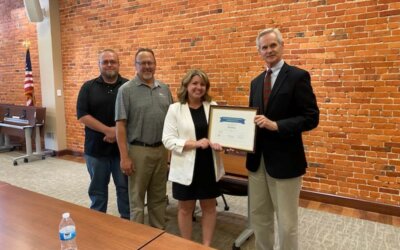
left=59, top=225, right=76, bottom=241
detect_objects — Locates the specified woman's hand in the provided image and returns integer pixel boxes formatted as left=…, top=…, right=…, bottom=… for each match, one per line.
left=184, top=138, right=210, bottom=150
left=196, top=138, right=210, bottom=149
left=210, top=142, right=223, bottom=151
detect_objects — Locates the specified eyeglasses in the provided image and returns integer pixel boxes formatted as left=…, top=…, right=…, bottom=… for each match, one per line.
left=100, top=60, right=118, bottom=65
left=135, top=61, right=155, bottom=67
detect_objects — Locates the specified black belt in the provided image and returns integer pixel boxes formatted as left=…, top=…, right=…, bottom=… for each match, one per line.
left=130, top=140, right=162, bottom=147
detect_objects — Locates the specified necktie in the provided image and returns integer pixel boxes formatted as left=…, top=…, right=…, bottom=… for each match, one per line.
left=263, top=69, right=273, bottom=110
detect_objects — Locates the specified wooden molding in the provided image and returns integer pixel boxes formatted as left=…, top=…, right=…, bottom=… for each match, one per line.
left=300, top=190, right=400, bottom=217
left=52, top=149, right=83, bottom=157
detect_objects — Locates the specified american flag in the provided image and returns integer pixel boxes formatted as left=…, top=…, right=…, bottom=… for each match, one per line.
left=24, top=49, right=35, bottom=106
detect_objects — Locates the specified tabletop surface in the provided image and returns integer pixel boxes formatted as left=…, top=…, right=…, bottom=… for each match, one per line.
left=0, top=180, right=10, bottom=188
left=0, top=184, right=163, bottom=250
left=142, top=232, right=215, bottom=250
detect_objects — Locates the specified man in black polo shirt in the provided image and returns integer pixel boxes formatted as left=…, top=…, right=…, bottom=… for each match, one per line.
left=76, top=49, right=129, bottom=219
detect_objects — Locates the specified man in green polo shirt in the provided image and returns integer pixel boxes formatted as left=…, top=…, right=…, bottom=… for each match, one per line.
left=115, top=48, right=173, bottom=229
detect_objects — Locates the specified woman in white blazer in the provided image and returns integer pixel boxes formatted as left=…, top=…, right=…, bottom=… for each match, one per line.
left=162, top=69, right=225, bottom=246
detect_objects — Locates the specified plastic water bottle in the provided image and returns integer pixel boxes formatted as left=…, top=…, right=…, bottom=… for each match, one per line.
left=59, top=212, right=78, bottom=250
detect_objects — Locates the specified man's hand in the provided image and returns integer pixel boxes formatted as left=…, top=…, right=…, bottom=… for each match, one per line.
left=103, top=126, right=116, bottom=143
left=120, top=156, right=134, bottom=176
left=254, top=115, right=278, bottom=131
left=79, top=115, right=117, bottom=142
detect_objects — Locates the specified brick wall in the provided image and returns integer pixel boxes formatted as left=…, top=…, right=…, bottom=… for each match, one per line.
left=1, top=0, right=399, bottom=206
left=0, top=0, right=42, bottom=106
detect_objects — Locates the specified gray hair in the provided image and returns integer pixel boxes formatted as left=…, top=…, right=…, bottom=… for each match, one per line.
left=256, top=28, right=283, bottom=49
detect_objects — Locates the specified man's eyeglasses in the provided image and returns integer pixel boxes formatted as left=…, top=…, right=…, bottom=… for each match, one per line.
left=100, top=60, right=118, bottom=65
left=135, top=61, right=155, bottom=67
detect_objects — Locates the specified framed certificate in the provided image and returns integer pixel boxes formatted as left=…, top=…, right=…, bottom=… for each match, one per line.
left=208, top=105, right=258, bottom=152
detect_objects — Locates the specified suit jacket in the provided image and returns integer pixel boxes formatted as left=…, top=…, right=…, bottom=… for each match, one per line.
left=246, top=62, right=319, bottom=179
left=162, top=101, right=225, bottom=185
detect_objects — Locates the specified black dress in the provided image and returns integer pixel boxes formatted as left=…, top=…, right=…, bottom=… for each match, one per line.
left=172, top=105, right=221, bottom=201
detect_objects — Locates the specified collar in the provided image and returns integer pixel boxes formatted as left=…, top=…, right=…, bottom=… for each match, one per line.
left=97, top=74, right=123, bottom=85
left=134, top=75, right=160, bottom=88
left=266, top=59, right=284, bottom=74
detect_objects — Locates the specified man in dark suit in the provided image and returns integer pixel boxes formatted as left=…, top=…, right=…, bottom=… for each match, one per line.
left=246, top=28, right=319, bottom=250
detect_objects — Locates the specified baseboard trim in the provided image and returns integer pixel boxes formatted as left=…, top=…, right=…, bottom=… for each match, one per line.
left=300, top=190, right=400, bottom=217
left=53, top=149, right=83, bottom=157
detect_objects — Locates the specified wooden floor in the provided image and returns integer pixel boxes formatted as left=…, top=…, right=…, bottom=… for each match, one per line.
left=57, top=155, right=400, bottom=228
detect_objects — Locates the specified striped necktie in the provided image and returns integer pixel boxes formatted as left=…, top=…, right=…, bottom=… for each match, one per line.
left=263, top=69, right=273, bottom=110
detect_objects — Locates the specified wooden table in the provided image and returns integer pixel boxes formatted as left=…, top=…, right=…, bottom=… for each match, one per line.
left=0, top=180, right=10, bottom=188
left=142, top=232, right=215, bottom=250
left=0, top=185, right=163, bottom=249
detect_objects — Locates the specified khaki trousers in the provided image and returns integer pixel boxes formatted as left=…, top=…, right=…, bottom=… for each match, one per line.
left=248, top=157, right=301, bottom=250
left=128, top=145, right=168, bottom=229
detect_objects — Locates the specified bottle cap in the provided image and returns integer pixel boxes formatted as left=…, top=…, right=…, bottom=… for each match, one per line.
left=62, top=212, right=70, bottom=219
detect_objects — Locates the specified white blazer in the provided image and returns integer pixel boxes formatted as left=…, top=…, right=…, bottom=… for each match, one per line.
left=162, top=101, right=225, bottom=185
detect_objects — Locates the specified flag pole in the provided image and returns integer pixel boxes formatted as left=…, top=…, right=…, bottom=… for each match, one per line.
left=23, top=40, right=35, bottom=106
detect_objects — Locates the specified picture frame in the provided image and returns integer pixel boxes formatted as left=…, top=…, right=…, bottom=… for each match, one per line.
left=208, top=105, right=258, bottom=152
